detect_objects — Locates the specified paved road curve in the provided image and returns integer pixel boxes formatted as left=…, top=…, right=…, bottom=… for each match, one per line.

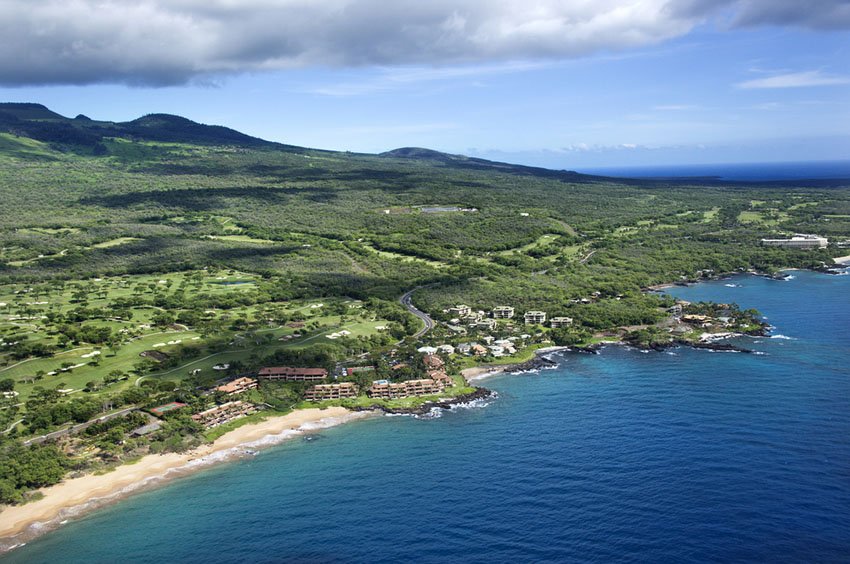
left=400, top=287, right=435, bottom=339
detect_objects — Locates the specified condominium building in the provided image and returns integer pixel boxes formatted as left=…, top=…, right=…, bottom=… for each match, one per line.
left=215, top=377, right=258, bottom=395
left=368, top=378, right=444, bottom=399
left=258, top=366, right=328, bottom=381
left=448, top=304, right=472, bottom=317
left=428, top=370, right=454, bottom=387
left=492, top=306, right=515, bottom=319
left=304, top=382, right=358, bottom=401
left=192, top=401, right=256, bottom=428
left=524, top=311, right=547, bottom=325
left=550, top=316, right=574, bottom=329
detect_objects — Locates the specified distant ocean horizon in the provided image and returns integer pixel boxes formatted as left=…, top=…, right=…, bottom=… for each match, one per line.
left=579, top=160, right=850, bottom=181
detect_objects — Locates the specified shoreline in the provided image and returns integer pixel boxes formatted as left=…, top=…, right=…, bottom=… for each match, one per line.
left=834, top=255, right=850, bottom=265
left=1, top=266, right=839, bottom=554
left=462, top=346, right=573, bottom=382
left=0, top=407, right=370, bottom=552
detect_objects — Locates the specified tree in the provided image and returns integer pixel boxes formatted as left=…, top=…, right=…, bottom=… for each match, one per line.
left=0, top=379, right=14, bottom=392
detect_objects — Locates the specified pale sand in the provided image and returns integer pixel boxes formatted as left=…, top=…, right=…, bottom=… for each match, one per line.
left=833, top=255, right=850, bottom=265
left=462, top=365, right=508, bottom=382
left=0, top=407, right=363, bottom=544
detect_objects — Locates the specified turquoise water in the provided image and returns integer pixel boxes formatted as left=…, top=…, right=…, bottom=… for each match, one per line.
left=3, top=270, right=849, bottom=563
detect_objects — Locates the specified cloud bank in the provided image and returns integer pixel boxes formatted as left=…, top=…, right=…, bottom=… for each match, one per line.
left=737, top=70, right=850, bottom=89
left=1, top=0, right=848, bottom=86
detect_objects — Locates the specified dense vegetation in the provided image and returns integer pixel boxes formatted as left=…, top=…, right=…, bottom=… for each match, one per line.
left=0, top=102, right=848, bottom=504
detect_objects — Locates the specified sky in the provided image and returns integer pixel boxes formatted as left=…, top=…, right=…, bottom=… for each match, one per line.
left=1, top=0, right=849, bottom=170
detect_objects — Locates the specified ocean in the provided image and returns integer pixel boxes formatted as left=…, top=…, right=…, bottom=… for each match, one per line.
left=580, top=160, right=850, bottom=181
left=3, top=269, right=849, bottom=563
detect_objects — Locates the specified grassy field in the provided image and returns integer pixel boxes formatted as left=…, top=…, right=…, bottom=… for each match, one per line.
left=0, top=269, right=395, bottom=408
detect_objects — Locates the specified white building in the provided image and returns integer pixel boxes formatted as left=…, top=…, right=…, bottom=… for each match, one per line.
left=524, top=311, right=547, bottom=325
left=492, top=306, right=515, bottom=319
left=550, top=316, right=574, bottom=328
left=761, top=234, right=828, bottom=249
left=448, top=305, right=472, bottom=317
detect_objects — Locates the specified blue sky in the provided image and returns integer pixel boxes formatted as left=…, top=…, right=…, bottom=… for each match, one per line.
left=1, top=0, right=848, bottom=169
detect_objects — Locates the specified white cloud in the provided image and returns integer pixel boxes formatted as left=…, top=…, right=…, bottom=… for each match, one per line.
left=0, top=0, right=702, bottom=86
left=672, top=0, right=850, bottom=30
left=737, top=70, right=850, bottom=89
left=1, top=0, right=848, bottom=87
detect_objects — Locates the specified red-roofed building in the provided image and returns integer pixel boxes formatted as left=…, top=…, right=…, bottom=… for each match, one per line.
left=423, top=354, right=445, bottom=370
left=215, top=377, right=258, bottom=395
left=258, top=366, right=328, bottom=381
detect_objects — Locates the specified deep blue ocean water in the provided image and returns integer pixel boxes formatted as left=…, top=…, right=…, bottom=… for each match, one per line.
left=3, top=270, right=849, bottom=563
left=581, top=160, right=850, bottom=181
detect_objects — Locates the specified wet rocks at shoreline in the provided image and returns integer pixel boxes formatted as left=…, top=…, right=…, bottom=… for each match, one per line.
left=352, top=387, right=494, bottom=416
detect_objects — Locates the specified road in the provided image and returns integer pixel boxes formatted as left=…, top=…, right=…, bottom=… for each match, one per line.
left=400, top=286, right=435, bottom=338
left=580, top=249, right=597, bottom=264
left=23, top=406, right=138, bottom=446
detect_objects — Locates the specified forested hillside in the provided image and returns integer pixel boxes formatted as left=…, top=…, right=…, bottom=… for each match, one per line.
left=0, top=103, right=848, bottom=312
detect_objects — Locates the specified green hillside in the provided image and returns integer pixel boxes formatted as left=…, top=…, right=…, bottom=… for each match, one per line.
left=0, top=104, right=847, bottom=499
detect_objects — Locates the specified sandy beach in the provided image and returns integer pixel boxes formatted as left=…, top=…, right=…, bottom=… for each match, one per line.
left=833, top=255, right=850, bottom=265
left=0, top=407, right=365, bottom=548
left=461, top=365, right=508, bottom=382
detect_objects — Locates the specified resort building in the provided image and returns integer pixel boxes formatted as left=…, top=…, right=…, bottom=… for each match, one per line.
left=258, top=366, right=328, bottom=381
left=448, top=305, right=472, bottom=317
left=760, top=234, right=828, bottom=249
left=492, top=306, right=515, bottom=319
left=304, top=382, right=358, bottom=401
left=550, top=316, right=574, bottom=328
left=428, top=370, right=454, bottom=387
left=192, top=401, right=257, bottom=428
left=216, top=377, right=258, bottom=395
left=524, top=311, right=547, bottom=325
left=368, top=378, right=444, bottom=399
left=471, top=344, right=488, bottom=356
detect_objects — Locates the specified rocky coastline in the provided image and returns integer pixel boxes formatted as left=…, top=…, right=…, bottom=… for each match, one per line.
left=352, top=386, right=494, bottom=416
